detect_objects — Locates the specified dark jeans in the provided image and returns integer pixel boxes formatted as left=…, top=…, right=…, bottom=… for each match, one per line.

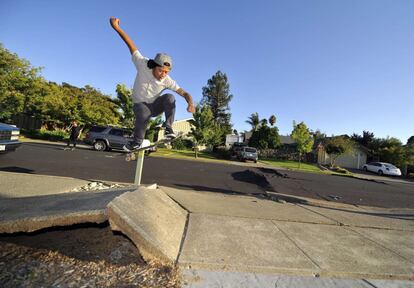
left=66, top=138, right=77, bottom=147
left=133, top=93, right=176, bottom=143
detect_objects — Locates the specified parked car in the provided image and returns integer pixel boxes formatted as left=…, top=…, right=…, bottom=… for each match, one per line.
left=84, top=126, right=133, bottom=151
left=230, top=142, right=247, bottom=158
left=362, top=162, right=401, bottom=176
left=0, top=122, right=22, bottom=154
left=84, top=125, right=157, bottom=153
left=237, top=146, right=258, bottom=163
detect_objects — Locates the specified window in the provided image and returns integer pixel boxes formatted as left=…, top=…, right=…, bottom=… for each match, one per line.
left=109, top=129, right=124, bottom=137
left=89, top=126, right=107, bottom=133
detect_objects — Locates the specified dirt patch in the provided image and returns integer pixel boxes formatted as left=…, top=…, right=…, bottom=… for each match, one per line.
left=0, top=223, right=181, bottom=287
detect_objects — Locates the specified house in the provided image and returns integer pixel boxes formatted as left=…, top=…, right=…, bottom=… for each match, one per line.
left=280, top=135, right=295, bottom=145
left=225, top=134, right=244, bottom=148
left=317, top=143, right=368, bottom=169
left=156, top=118, right=193, bottom=140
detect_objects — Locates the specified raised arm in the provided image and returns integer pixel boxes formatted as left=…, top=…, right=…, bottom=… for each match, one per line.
left=109, top=17, right=137, bottom=55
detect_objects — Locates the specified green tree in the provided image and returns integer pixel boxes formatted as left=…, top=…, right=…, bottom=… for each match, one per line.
left=113, top=84, right=134, bottom=128
left=145, top=116, right=162, bottom=142
left=189, top=105, right=221, bottom=157
left=201, top=71, right=233, bottom=145
left=406, top=136, right=414, bottom=146
left=311, top=129, right=327, bottom=143
left=0, top=44, right=122, bottom=129
left=325, top=136, right=355, bottom=167
left=0, top=43, right=44, bottom=122
left=59, top=84, right=120, bottom=127
left=351, top=130, right=375, bottom=147
left=269, top=115, right=276, bottom=126
left=291, top=121, right=314, bottom=168
left=375, top=137, right=413, bottom=168
left=246, top=112, right=260, bottom=132
left=248, top=125, right=280, bottom=150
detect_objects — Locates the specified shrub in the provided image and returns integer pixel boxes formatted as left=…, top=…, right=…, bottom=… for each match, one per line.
left=213, top=147, right=232, bottom=159
left=331, top=165, right=350, bottom=174
left=171, top=138, right=193, bottom=150
left=22, top=128, right=68, bottom=142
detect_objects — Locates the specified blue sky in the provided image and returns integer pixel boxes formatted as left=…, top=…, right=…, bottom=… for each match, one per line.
left=1, top=0, right=413, bottom=143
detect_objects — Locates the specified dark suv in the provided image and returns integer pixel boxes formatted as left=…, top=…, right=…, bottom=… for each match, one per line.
left=0, top=122, right=22, bottom=154
left=84, top=126, right=132, bottom=151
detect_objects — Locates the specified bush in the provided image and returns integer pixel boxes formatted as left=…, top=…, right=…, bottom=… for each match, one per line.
left=22, top=128, right=69, bottom=142
left=171, top=138, right=193, bottom=150
left=407, top=173, right=414, bottom=179
left=213, top=147, right=232, bottom=160
left=331, top=165, right=351, bottom=174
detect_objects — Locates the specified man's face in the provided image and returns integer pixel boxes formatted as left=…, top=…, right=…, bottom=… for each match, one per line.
left=152, top=66, right=171, bottom=81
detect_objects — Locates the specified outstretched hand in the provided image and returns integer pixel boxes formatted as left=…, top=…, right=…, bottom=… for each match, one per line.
left=187, top=103, right=196, bottom=114
left=110, top=17, right=120, bottom=30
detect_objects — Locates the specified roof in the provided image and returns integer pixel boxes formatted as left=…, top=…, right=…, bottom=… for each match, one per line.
left=280, top=135, right=295, bottom=144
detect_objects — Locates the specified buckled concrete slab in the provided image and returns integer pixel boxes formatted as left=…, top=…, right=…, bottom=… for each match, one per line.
left=0, top=187, right=134, bottom=233
left=0, top=171, right=90, bottom=198
left=107, top=187, right=188, bottom=264
left=163, top=186, right=336, bottom=225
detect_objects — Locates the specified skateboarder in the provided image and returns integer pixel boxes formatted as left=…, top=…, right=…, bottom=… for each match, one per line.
left=109, top=17, right=196, bottom=152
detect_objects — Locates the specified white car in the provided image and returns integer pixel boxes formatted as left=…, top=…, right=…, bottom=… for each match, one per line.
left=362, top=162, right=401, bottom=176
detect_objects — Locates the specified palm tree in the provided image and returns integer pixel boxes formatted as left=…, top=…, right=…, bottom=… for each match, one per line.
left=269, top=115, right=276, bottom=126
left=246, top=112, right=260, bottom=132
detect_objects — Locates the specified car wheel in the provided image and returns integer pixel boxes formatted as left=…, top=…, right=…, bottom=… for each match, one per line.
left=93, top=140, right=107, bottom=151
left=378, top=170, right=383, bottom=176
left=363, top=166, right=368, bottom=172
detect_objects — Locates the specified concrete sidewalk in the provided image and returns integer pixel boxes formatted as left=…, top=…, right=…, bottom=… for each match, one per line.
left=0, top=172, right=413, bottom=287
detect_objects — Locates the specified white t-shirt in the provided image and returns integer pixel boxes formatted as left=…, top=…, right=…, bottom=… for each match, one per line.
left=131, top=50, right=180, bottom=104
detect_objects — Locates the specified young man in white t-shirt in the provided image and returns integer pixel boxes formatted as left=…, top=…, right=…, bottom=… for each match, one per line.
left=110, top=17, right=195, bottom=151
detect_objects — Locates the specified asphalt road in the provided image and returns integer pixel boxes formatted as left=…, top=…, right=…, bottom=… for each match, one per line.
left=1, top=142, right=413, bottom=208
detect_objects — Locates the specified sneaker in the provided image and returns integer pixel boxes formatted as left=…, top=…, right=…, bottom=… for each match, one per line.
left=165, top=127, right=176, bottom=139
left=122, top=139, right=150, bottom=152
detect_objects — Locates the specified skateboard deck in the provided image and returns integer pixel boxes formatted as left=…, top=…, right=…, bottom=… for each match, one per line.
left=125, top=136, right=182, bottom=161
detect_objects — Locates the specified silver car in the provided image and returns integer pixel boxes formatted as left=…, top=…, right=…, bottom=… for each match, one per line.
left=238, top=147, right=258, bottom=163
left=362, top=162, right=401, bottom=176
left=84, top=125, right=132, bottom=151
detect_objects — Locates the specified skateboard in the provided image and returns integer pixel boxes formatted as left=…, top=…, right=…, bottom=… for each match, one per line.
left=125, top=135, right=182, bottom=161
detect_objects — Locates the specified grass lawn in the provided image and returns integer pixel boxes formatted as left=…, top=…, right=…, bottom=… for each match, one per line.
left=150, top=148, right=230, bottom=164
left=259, top=159, right=325, bottom=173
left=152, top=148, right=332, bottom=174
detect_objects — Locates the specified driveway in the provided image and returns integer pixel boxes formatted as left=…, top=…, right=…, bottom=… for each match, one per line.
left=347, top=168, right=414, bottom=185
